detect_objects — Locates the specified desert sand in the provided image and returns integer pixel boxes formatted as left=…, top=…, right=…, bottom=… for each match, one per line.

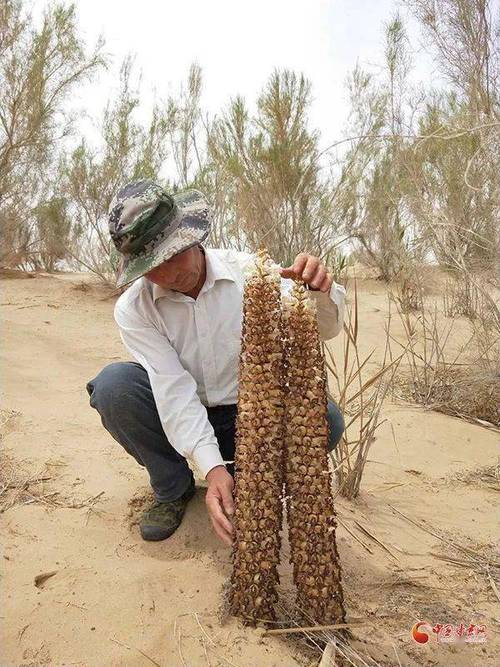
left=1, top=271, right=498, bottom=667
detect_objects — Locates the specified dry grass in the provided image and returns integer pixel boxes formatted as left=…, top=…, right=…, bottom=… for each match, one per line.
left=0, top=455, right=57, bottom=514
left=398, top=364, right=500, bottom=427
left=442, top=275, right=484, bottom=319
left=389, top=289, right=500, bottom=428
left=0, top=409, right=108, bottom=517
left=272, top=599, right=380, bottom=667
left=0, top=268, right=36, bottom=279
left=70, top=280, right=91, bottom=292
left=449, top=462, right=500, bottom=492
left=0, top=451, right=105, bottom=516
left=324, top=282, right=402, bottom=500
left=391, top=505, right=500, bottom=604
left=392, top=265, right=424, bottom=314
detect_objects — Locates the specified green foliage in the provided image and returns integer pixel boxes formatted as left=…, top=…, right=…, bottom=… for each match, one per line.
left=402, top=94, right=498, bottom=269
left=1, top=0, right=498, bottom=285
left=339, top=3, right=499, bottom=279
left=33, top=196, right=71, bottom=271
left=208, top=69, right=340, bottom=266
left=407, top=0, right=499, bottom=118
left=0, top=0, right=105, bottom=268
left=60, top=57, right=176, bottom=280
left=337, top=15, right=418, bottom=280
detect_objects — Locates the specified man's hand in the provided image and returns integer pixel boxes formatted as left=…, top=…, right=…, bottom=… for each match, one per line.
left=280, top=253, right=333, bottom=293
left=205, top=465, right=234, bottom=546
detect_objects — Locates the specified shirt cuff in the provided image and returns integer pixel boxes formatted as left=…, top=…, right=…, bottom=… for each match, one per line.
left=307, top=282, right=346, bottom=340
left=192, top=443, right=225, bottom=478
left=308, top=281, right=346, bottom=305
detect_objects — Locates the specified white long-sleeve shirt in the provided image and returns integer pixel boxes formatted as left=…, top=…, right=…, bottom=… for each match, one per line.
left=114, top=247, right=346, bottom=477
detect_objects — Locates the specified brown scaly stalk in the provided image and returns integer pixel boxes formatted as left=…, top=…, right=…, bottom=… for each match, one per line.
left=229, top=249, right=285, bottom=623
left=282, top=281, right=345, bottom=625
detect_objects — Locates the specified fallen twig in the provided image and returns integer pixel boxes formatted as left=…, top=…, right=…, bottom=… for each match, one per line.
left=392, top=642, right=402, bottom=667
left=337, top=518, right=374, bottom=554
left=193, top=612, right=216, bottom=647
left=374, top=482, right=408, bottom=492
left=263, top=621, right=366, bottom=636
left=109, top=637, right=162, bottom=667
left=276, top=602, right=376, bottom=666
left=430, top=552, right=475, bottom=568
left=353, top=520, right=399, bottom=560
left=176, top=627, right=188, bottom=667
left=84, top=491, right=105, bottom=525
left=22, top=491, right=59, bottom=506
left=389, top=505, right=500, bottom=567
left=18, top=624, right=30, bottom=642
left=201, top=638, right=212, bottom=666
left=487, top=569, right=500, bottom=603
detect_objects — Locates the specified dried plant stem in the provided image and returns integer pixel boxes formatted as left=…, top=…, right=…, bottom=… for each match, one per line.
left=283, top=281, right=345, bottom=625
left=263, top=621, right=365, bottom=636
left=109, top=637, right=162, bottom=667
left=229, top=249, right=284, bottom=622
left=391, top=505, right=500, bottom=568
left=326, top=281, right=401, bottom=499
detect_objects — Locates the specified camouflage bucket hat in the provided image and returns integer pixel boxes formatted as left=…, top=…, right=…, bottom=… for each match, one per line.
left=108, top=179, right=211, bottom=288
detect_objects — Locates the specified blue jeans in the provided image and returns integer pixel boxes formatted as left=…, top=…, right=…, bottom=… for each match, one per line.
left=86, top=362, right=344, bottom=502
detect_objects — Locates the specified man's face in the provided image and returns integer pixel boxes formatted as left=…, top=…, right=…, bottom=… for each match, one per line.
left=144, top=246, right=204, bottom=293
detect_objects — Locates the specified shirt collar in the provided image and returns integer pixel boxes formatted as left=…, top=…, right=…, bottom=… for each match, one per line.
left=151, top=247, right=236, bottom=302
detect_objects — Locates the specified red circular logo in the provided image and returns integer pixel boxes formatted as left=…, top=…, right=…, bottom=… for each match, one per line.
left=412, top=621, right=430, bottom=644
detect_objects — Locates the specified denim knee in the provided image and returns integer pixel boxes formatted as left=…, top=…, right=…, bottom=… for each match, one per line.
left=86, top=362, right=143, bottom=416
left=327, top=400, right=345, bottom=452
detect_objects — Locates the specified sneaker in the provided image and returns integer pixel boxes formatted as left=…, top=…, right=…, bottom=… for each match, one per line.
left=140, top=479, right=196, bottom=541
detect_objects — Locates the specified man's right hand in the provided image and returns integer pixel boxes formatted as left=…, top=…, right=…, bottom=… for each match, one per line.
left=205, top=465, right=234, bottom=546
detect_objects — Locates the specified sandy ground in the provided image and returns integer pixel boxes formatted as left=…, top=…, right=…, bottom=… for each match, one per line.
left=1, top=271, right=499, bottom=667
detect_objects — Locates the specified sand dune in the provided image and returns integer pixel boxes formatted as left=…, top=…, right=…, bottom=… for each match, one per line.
left=1, top=272, right=498, bottom=666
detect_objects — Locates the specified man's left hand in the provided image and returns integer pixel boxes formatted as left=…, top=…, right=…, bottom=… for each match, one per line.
left=280, top=253, right=333, bottom=293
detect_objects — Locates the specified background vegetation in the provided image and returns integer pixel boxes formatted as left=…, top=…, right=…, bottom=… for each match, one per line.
left=2, top=0, right=498, bottom=281
left=1, top=0, right=499, bottom=475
